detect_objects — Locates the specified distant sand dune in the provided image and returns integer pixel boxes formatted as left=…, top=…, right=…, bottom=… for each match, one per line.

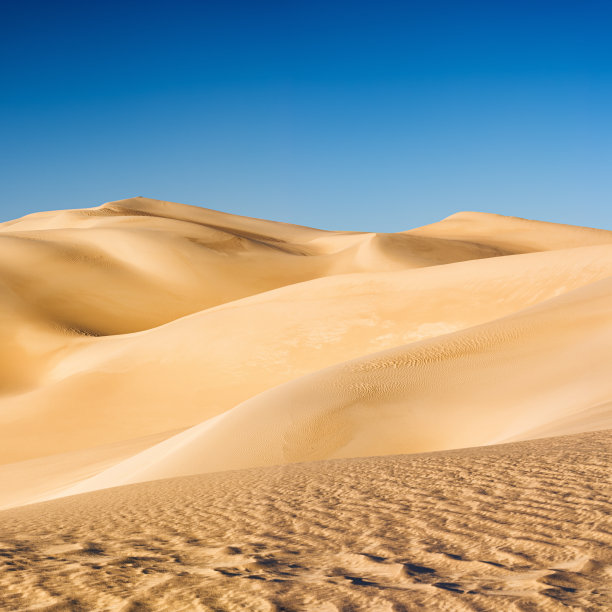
left=0, top=200, right=514, bottom=338
left=408, top=210, right=612, bottom=251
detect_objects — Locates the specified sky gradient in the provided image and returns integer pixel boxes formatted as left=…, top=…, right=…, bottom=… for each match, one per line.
left=1, top=0, right=611, bottom=231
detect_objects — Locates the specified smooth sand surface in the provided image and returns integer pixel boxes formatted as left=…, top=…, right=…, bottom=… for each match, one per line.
left=0, top=198, right=611, bottom=609
left=0, top=430, right=180, bottom=511
left=0, top=431, right=610, bottom=611
left=54, top=275, right=612, bottom=497
left=407, top=210, right=612, bottom=251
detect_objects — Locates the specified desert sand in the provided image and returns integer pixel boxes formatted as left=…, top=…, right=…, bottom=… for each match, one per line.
left=0, top=431, right=609, bottom=611
left=0, top=197, right=611, bottom=610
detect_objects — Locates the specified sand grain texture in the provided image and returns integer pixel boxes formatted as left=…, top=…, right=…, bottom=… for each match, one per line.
left=0, top=431, right=610, bottom=611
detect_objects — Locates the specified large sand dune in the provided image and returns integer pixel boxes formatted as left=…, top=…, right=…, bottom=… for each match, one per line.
left=3, top=243, right=612, bottom=465
left=52, top=274, right=612, bottom=497
left=0, top=198, right=611, bottom=609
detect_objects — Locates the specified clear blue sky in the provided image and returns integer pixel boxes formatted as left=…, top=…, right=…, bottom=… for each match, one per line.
left=1, top=0, right=610, bottom=231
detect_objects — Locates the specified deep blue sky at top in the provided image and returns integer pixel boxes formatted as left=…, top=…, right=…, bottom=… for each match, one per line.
left=1, top=0, right=610, bottom=230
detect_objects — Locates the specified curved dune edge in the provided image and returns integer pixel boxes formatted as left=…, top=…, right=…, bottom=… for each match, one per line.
left=407, top=210, right=612, bottom=251
left=0, top=429, right=182, bottom=511
left=0, top=430, right=609, bottom=611
left=50, top=276, right=612, bottom=499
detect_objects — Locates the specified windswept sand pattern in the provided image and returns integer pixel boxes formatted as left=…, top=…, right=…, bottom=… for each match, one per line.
left=0, top=431, right=610, bottom=611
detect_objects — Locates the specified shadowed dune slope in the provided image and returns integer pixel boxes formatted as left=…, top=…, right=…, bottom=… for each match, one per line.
left=0, top=199, right=332, bottom=336
left=1, top=244, right=612, bottom=464
left=0, top=430, right=609, bottom=611
left=0, top=198, right=530, bottom=338
left=55, top=276, right=612, bottom=495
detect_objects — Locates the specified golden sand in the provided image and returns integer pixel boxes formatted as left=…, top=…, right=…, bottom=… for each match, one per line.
left=0, top=198, right=610, bottom=610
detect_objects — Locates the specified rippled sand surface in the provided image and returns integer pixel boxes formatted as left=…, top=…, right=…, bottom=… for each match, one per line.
left=1, top=431, right=610, bottom=611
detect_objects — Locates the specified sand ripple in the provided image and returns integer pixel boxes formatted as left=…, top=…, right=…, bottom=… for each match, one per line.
left=0, top=430, right=609, bottom=611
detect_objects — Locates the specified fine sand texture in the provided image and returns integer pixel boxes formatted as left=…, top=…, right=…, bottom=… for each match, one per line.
left=0, top=198, right=611, bottom=610
left=0, top=430, right=610, bottom=611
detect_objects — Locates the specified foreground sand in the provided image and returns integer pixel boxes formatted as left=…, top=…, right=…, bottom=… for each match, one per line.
left=0, top=430, right=609, bottom=611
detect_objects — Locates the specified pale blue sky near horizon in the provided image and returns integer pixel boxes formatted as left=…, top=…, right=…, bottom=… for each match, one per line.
left=1, top=0, right=610, bottom=232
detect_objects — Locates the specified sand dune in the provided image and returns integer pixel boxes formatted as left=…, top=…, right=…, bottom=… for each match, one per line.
left=2, top=242, right=612, bottom=465
left=0, top=200, right=612, bottom=462
left=53, top=275, right=612, bottom=496
left=0, top=198, right=611, bottom=609
left=0, top=199, right=519, bottom=339
left=0, top=430, right=609, bottom=611
left=408, top=210, right=612, bottom=251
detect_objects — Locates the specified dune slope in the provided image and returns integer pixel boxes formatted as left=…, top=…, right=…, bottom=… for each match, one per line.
left=2, top=243, right=612, bottom=464
left=57, top=275, right=612, bottom=495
